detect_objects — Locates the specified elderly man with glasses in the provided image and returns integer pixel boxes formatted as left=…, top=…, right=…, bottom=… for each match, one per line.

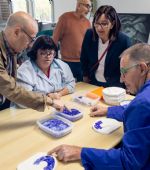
left=48, top=43, right=150, bottom=170
left=0, top=11, right=64, bottom=111
left=52, top=0, right=91, bottom=82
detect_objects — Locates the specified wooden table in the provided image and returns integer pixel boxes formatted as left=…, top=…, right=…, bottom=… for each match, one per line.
left=0, top=82, right=129, bottom=170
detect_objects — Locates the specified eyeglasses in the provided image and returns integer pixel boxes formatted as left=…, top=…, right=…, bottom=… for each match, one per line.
left=120, top=64, right=139, bottom=77
left=94, top=22, right=109, bottom=29
left=120, top=62, right=150, bottom=76
left=80, top=3, right=92, bottom=9
left=21, top=28, right=36, bottom=43
left=39, top=50, right=56, bottom=57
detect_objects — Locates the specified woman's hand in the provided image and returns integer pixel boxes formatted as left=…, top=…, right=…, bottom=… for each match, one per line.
left=89, top=105, right=108, bottom=117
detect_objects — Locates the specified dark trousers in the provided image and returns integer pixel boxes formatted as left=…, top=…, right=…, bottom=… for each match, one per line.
left=0, top=99, right=10, bottom=111
left=64, top=61, right=83, bottom=82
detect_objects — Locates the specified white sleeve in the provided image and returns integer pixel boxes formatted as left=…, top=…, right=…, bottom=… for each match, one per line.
left=17, top=61, right=36, bottom=91
left=58, top=60, right=75, bottom=93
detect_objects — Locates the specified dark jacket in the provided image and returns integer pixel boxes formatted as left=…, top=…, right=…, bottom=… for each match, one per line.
left=81, top=29, right=131, bottom=87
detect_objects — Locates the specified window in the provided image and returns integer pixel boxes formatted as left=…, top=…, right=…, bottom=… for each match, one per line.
left=11, top=0, right=53, bottom=22
left=11, top=0, right=27, bottom=13
left=34, top=0, right=52, bottom=22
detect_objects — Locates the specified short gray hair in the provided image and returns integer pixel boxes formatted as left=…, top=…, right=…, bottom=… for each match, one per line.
left=120, top=43, right=150, bottom=63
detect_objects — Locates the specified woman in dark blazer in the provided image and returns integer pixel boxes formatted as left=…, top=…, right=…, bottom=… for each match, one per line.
left=81, top=5, right=131, bottom=87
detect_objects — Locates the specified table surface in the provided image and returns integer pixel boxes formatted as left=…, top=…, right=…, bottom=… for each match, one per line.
left=0, top=82, right=133, bottom=170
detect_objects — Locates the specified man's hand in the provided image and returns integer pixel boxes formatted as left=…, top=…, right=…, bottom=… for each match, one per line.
left=48, top=144, right=82, bottom=162
left=89, top=105, right=108, bottom=117
left=46, top=97, right=64, bottom=111
left=52, top=99, right=64, bottom=111
left=47, top=92, right=61, bottom=99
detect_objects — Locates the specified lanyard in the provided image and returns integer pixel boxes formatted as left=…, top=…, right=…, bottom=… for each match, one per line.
left=90, top=41, right=112, bottom=72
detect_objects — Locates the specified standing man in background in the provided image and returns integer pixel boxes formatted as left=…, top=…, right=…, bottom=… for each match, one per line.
left=0, top=11, right=63, bottom=111
left=52, top=0, right=91, bottom=82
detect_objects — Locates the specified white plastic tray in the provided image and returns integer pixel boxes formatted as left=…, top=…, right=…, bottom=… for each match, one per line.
left=72, top=95, right=99, bottom=106
left=120, top=100, right=131, bottom=106
left=17, top=152, right=57, bottom=170
left=37, top=114, right=73, bottom=138
left=92, top=118, right=121, bottom=134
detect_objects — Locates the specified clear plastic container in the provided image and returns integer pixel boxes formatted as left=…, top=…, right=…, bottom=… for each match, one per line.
left=72, top=92, right=100, bottom=106
left=55, top=107, right=83, bottom=121
left=37, top=114, right=73, bottom=138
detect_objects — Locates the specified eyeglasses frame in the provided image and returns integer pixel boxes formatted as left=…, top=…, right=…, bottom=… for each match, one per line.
left=38, top=50, right=56, bottom=58
left=21, top=28, right=36, bottom=44
left=94, top=22, right=110, bottom=29
left=80, top=3, right=92, bottom=10
left=120, top=62, right=150, bottom=76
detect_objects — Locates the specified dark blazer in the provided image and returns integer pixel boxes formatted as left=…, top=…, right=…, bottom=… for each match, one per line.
left=80, top=29, right=131, bottom=87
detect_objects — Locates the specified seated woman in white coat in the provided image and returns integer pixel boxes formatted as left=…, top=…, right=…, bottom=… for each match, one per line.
left=14, top=35, right=75, bottom=108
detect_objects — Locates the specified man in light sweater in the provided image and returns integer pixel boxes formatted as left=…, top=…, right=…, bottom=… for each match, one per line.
left=52, top=0, right=91, bottom=82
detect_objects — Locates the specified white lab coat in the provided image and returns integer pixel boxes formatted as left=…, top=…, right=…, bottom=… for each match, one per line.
left=16, top=59, right=75, bottom=95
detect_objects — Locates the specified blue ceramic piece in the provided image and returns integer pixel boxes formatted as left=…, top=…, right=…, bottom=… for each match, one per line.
left=34, top=155, right=55, bottom=170
left=42, top=119, right=69, bottom=131
left=62, top=108, right=80, bottom=116
left=94, top=120, right=103, bottom=129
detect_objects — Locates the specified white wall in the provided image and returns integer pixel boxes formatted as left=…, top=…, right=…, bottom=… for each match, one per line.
left=54, top=0, right=150, bottom=22
left=97, top=0, right=150, bottom=14
left=53, top=0, right=150, bottom=43
left=96, top=0, right=150, bottom=44
left=54, top=0, right=76, bottom=22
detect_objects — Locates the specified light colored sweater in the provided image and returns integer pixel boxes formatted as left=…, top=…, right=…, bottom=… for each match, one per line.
left=53, top=11, right=91, bottom=62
